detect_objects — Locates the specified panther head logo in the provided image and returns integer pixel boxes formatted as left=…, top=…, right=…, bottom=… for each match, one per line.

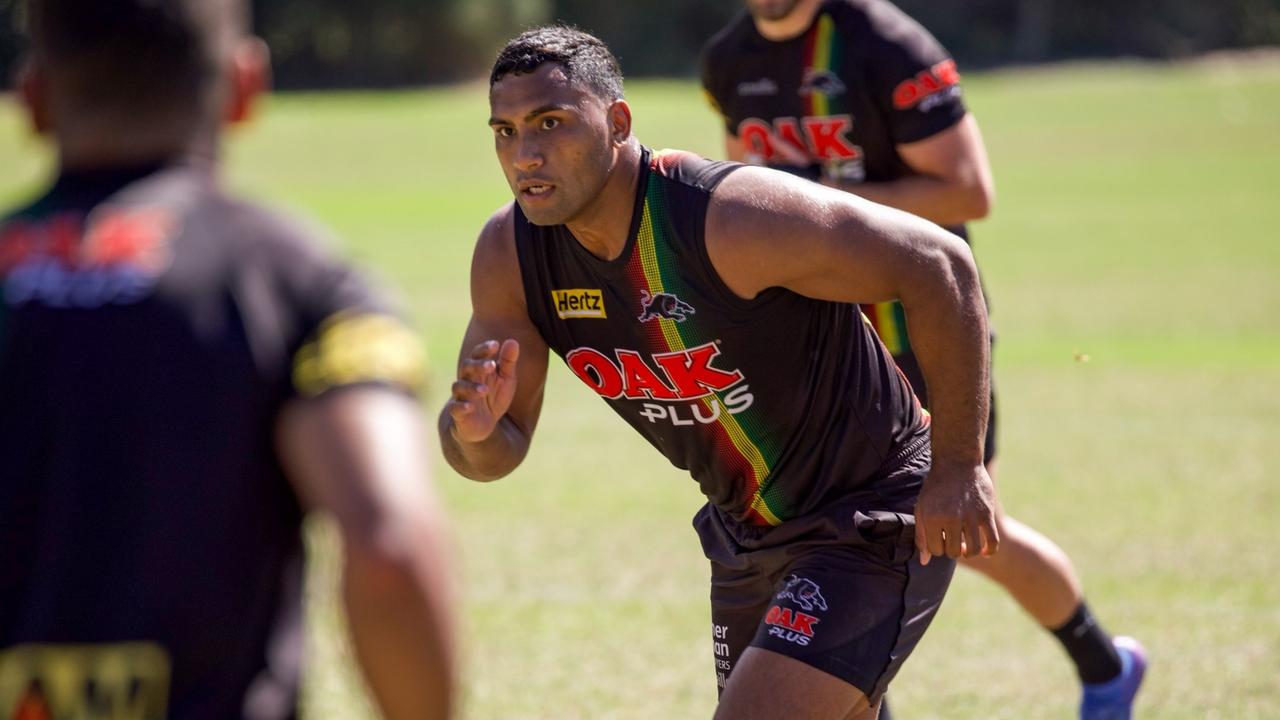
left=798, top=70, right=847, bottom=98
left=776, top=575, right=828, bottom=612
left=638, top=290, right=695, bottom=323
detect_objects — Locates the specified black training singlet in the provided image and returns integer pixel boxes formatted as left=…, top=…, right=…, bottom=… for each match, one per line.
left=0, top=164, right=423, bottom=720
left=514, top=148, right=929, bottom=540
left=701, top=0, right=970, bottom=357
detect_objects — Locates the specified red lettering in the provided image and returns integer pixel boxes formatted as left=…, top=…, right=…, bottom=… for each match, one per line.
left=790, top=612, right=819, bottom=637
left=654, top=343, right=744, bottom=399
left=803, top=115, right=859, bottom=160
left=617, top=350, right=679, bottom=400
left=934, top=59, right=960, bottom=86
left=773, top=117, right=809, bottom=160
left=737, top=119, right=776, bottom=162
left=0, top=222, right=35, bottom=274
left=87, top=210, right=169, bottom=268
left=48, top=215, right=82, bottom=265
left=893, top=80, right=920, bottom=110
left=918, top=71, right=942, bottom=94
left=764, top=605, right=819, bottom=637
left=567, top=348, right=624, bottom=399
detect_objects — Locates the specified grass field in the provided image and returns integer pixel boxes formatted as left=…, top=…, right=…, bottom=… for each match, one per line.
left=3, top=57, right=1279, bottom=718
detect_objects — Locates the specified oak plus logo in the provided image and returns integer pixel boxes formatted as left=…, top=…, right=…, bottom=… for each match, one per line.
left=565, top=341, right=754, bottom=426
left=764, top=605, right=821, bottom=647
left=893, top=59, right=962, bottom=112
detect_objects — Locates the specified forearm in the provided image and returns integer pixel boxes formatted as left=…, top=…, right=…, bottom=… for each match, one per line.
left=438, top=411, right=530, bottom=481
left=833, top=175, right=988, bottom=227
left=344, top=521, right=456, bottom=720
left=899, top=239, right=990, bottom=467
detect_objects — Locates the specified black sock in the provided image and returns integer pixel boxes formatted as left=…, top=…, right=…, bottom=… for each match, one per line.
left=1051, top=602, right=1123, bottom=684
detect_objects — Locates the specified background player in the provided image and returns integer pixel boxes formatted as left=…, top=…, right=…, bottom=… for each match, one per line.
left=443, top=25, right=997, bottom=720
left=0, top=1, right=454, bottom=718
left=700, top=1, right=1145, bottom=717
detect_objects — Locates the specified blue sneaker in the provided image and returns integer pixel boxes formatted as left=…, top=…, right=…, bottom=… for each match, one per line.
left=1080, top=636, right=1147, bottom=720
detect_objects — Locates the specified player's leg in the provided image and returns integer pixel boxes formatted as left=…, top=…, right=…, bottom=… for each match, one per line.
left=714, top=648, right=871, bottom=720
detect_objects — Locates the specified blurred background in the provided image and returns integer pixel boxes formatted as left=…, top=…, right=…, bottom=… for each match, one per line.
left=4, top=0, right=1280, bottom=87
left=2, top=1, right=1278, bottom=719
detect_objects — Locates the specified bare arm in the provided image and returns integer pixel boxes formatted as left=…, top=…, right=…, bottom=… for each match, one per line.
left=826, top=114, right=995, bottom=226
left=277, top=388, right=455, bottom=720
left=438, top=205, right=550, bottom=481
left=707, top=167, right=997, bottom=560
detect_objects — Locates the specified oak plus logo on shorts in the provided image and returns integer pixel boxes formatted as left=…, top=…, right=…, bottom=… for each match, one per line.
left=777, top=575, right=828, bottom=612
left=551, top=288, right=606, bottom=319
left=764, top=605, right=821, bottom=647
left=637, top=289, right=694, bottom=323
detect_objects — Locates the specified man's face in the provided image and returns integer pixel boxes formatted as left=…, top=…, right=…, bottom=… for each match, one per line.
left=489, top=63, right=616, bottom=226
left=745, top=0, right=805, bottom=22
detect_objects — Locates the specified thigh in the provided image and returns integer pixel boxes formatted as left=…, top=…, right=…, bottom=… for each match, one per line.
left=714, top=647, right=869, bottom=720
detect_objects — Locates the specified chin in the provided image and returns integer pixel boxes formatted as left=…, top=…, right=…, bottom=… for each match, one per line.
left=516, top=200, right=571, bottom=227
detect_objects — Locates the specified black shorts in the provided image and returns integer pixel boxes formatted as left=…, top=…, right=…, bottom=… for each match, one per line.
left=696, top=466, right=955, bottom=703
left=894, top=348, right=998, bottom=465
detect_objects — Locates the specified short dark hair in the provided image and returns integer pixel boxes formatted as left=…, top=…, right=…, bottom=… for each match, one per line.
left=490, top=25, right=624, bottom=101
left=26, top=0, right=247, bottom=124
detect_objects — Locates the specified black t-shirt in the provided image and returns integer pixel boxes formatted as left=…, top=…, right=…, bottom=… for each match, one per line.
left=0, top=164, right=424, bottom=720
left=701, top=0, right=966, bottom=185
left=513, top=148, right=929, bottom=546
left=701, top=0, right=972, bottom=358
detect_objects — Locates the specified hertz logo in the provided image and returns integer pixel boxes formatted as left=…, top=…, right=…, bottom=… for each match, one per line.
left=551, top=289, right=606, bottom=319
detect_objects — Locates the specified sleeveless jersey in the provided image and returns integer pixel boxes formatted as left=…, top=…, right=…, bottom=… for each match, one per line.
left=514, top=148, right=929, bottom=540
left=0, top=164, right=424, bottom=720
left=701, top=0, right=970, bottom=357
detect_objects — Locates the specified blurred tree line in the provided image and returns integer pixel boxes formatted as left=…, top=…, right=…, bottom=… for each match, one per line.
left=2, top=0, right=1279, bottom=89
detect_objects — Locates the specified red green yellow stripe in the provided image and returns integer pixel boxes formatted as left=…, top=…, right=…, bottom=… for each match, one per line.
left=628, top=160, right=784, bottom=525
left=803, top=14, right=839, bottom=117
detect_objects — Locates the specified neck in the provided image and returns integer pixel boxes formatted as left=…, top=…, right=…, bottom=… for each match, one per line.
left=753, top=0, right=824, bottom=41
left=55, top=125, right=219, bottom=175
left=564, top=139, right=643, bottom=262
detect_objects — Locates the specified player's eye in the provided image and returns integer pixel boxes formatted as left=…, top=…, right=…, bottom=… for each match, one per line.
left=494, top=126, right=514, bottom=138
left=540, top=117, right=561, bottom=131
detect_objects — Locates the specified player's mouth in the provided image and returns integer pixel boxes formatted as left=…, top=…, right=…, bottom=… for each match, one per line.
left=518, top=180, right=556, bottom=200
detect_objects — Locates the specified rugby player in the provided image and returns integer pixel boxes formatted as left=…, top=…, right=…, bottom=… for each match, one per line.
left=0, top=1, right=454, bottom=718
left=442, top=25, right=998, bottom=720
left=700, top=1, right=1146, bottom=717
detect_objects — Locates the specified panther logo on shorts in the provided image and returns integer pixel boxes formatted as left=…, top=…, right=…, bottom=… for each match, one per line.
left=777, top=575, right=828, bottom=612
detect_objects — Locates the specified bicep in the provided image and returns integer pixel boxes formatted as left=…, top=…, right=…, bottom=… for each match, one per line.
left=707, top=167, right=966, bottom=305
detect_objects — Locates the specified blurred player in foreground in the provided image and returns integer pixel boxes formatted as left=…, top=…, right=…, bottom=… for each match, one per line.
left=0, top=1, right=454, bottom=718
left=700, top=2, right=1145, bottom=717
left=443, top=25, right=997, bottom=720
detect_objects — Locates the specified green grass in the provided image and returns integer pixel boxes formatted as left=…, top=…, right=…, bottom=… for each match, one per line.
left=3, top=58, right=1279, bottom=718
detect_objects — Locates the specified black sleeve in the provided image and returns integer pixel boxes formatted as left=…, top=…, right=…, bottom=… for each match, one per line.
left=258, top=215, right=427, bottom=400
left=859, top=2, right=967, bottom=145
left=699, top=42, right=736, bottom=135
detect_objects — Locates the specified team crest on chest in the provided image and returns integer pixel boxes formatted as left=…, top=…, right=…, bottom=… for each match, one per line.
left=638, top=289, right=694, bottom=323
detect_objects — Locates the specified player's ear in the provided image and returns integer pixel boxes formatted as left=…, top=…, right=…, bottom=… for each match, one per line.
left=607, top=99, right=632, bottom=146
left=15, top=57, right=51, bottom=135
left=225, top=37, right=271, bottom=126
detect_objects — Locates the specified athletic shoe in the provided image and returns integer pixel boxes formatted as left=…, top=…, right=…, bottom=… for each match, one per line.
left=1080, top=636, right=1147, bottom=720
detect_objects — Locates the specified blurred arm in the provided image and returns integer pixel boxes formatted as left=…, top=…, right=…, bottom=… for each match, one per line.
left=278, top=388, right=455, bottom=720
left=827, top=114, right=995, bottom=226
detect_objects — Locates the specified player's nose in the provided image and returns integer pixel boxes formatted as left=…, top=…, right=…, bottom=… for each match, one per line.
left=512, top=138, right=544, bottom=172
